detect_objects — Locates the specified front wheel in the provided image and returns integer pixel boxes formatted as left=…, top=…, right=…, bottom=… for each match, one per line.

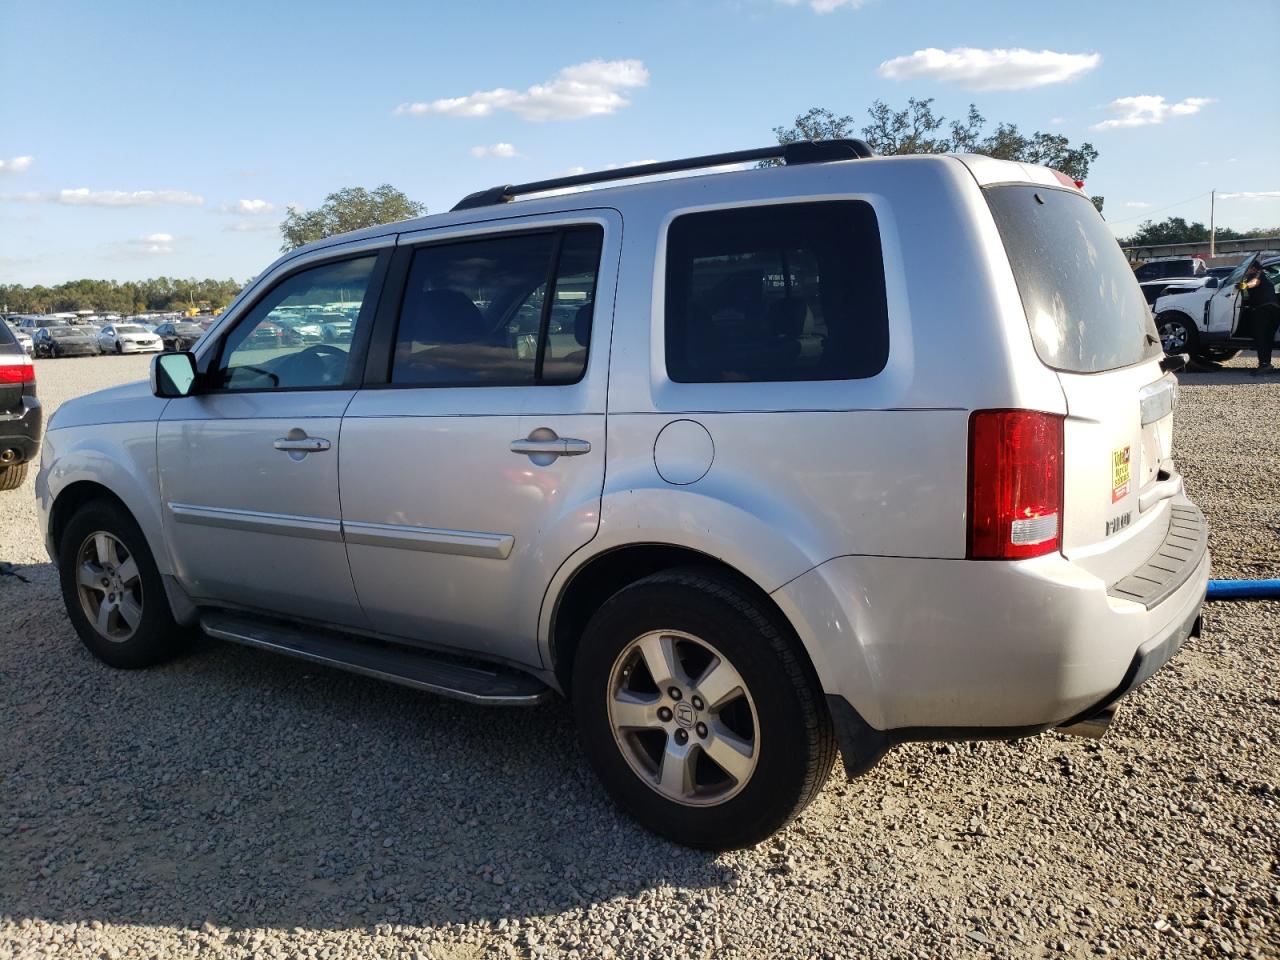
left=57, top=499, right=186, bottom=668
left=1155, top=312, right=1200, bottom=356
left=573, top=568, right=836, bottom=849
left=114, top=341, right=122, bottom=354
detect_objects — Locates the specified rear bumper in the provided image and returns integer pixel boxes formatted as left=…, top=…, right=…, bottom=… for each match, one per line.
left=0, top=395, right=43, bottom=464
left=772, top=494, right=1209, bottom=776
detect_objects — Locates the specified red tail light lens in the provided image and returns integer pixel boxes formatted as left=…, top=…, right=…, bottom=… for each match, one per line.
left=968, top=410, right=1064, bottom=560
left=0, top=360, right=35, bottom=385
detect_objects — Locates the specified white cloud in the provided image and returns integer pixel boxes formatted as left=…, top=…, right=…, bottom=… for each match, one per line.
left=226, top=219, right=278, bottom=233
left=877, top=47, right=1100, bottom=91
left=216, top=198, right=275, bottom=214
left=1124, top=201, right=1151, bottom=209
left=1049, top=116, right=1066, bottom=125
left=1218, top=191, right=1280, bottom=201
left=1091, top=95, right=1213, bottom=130
left=395, top=59, right=649, bottom=122
left=56, top=188, right=203, bottom=207
left=116, top=232, right=175, bottom=255
left=0, top=156, right=33, bottom=174
left=470, top=143, right=522, bottom=158
left=777, top=0, right=869, bottom=11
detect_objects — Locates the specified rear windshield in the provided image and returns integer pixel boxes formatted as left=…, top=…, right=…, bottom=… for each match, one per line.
left=985, top=185, right=1162, bottom=374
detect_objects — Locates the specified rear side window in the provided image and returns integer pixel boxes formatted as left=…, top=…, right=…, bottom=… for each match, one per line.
left=665, top=201, right=888, bottom=383
left=985, top=185, right=1162, bottom=373
left=392, top=226, right=603, bottom=387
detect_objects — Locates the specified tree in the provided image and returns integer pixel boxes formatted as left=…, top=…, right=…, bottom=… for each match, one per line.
left=774, top=98, right=1102, bottom=208
left=280, top=185, right=425, bottom=251
left=1119, top=216, right=1280, bottom=247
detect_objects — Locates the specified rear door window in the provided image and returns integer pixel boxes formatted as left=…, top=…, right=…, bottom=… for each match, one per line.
left=391, top=226, right=603, bottom=387
left=985, top=185, right=1162, bottom=373
left=664, top=201, right=888, bottom=383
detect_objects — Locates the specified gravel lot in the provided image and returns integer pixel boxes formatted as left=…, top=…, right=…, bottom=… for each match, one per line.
left=2, top=354, right=1278, bottom=960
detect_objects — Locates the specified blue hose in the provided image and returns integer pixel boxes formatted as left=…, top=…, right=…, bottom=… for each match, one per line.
left=1206, top=579, right=1280, bottom=600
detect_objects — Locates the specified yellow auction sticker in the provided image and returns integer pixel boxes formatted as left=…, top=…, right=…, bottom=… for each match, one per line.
left=1112, top=445, right=1132, bottom=503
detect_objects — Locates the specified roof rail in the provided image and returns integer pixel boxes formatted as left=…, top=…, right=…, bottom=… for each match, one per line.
left=450, top=138, right=875, bottom=212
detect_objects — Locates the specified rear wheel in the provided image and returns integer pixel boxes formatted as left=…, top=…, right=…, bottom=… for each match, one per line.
left=0, top=462, right=28, bottom=491
left=573, top=568, right=835, bottom=849
left=1155, top=312, right=1199, bottom=356
left=57, top=499, right=185, bottom=668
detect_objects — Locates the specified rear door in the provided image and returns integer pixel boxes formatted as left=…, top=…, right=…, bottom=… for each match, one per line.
left=985, top=184, right=1180, bottom=583
left=339, top=211, right=618, bottom=668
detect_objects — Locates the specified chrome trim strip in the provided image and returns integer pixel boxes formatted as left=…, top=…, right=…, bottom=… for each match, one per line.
left=168, top=502, right=344, bottom=542
left=341, top=519, right=514, bottom=560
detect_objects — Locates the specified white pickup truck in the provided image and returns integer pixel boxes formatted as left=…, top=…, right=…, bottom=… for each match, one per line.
left=1153, top=253, right=1280, bottom=360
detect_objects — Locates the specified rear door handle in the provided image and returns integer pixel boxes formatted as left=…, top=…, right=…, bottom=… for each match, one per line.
left=274, top=437, right=331, bottom=453
left=509, top=438, right=591, bottom=456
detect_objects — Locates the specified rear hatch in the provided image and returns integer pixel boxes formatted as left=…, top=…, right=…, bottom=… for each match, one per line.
left=984, top=183, right=1182, bottom=584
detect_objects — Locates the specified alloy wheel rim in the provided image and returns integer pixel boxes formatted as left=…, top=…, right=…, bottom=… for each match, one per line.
left=75, top=531, right=143, bottom=643
left=607, top=630, right=759, bottom=807
left=1158, top=320, right=1186, bottom=352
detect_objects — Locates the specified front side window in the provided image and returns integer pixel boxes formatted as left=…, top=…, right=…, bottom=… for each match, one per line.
left=215, top=256, right=377, bottom=391
left=665, top=201, right=889, bottom=383
left=392, top=226, right=603, bottom=387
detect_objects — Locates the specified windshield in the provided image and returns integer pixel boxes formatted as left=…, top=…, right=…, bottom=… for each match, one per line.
left=116, top=325, right=148, bottom=334
left=48, top=327, right=86, bottom=338
left=985, top=185, right=1162, bottom=374
left=174, top=323, right=203, bottom=334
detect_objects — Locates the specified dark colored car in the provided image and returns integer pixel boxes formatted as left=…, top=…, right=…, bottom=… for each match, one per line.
left=0, top=322, right=41, bottom=490
left=32, top=326, right=101, bottom=358
left=154, top=321, right=205, bottom=352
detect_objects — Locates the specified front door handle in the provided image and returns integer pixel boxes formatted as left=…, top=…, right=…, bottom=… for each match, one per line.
left=509, top=438, right=591, bottom=456
left=274, top=437, right=331, bottom=453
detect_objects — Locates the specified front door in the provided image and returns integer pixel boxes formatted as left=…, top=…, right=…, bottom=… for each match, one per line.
left=158, top=249, right=387, bottom=627
left=340, top=213, right=619, bottom=667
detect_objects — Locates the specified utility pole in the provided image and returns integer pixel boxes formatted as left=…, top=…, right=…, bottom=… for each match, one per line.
left=1209, top=189, right=1216, bottom=259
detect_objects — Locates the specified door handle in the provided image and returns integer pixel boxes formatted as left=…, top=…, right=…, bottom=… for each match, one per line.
left=509, top=438, right=591, bottom=456
left=273, top=437, right=331, bottom=453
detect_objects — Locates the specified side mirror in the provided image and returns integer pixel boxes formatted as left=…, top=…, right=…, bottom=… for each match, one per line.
left=1203, top=277, right=1219, bottom=289
left=151, top=351, right=198, bottom=398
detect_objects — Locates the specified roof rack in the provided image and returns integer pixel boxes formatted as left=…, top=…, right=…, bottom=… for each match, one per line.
left=450, top=138, right=874, bottom=212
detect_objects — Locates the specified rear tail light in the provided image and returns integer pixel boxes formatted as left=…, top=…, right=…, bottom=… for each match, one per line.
left=0, top=359, right=35, bottom=387
left=967, top=410, right=1064, bottom=560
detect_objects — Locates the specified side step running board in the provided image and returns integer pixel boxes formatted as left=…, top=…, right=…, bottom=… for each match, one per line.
left=199, top=611, right=552, bottom=706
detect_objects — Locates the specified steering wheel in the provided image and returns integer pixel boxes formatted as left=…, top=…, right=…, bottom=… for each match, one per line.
left=290, top=343, right=349, bottom=384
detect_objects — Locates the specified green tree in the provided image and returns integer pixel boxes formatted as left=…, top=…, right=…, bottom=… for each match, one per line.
left=280, top=185, right=425, bottom=252
left=774, top=98, right=1102, bottom=208
left=1119, top=217, right=1280, bottom=247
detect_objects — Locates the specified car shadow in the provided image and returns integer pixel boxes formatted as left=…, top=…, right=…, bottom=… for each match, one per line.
left=0, top=561, right=729, bottom=934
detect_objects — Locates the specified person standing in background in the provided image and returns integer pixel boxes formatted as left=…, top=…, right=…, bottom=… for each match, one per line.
left=1242, top=259, right=1279, bottom=376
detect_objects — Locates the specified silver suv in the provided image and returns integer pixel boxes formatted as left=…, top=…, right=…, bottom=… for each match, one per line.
left=37, top=141, right=1208, bottom=849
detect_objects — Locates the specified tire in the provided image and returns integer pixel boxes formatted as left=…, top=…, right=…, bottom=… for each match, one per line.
left=1155, top=312, right=1200, bottom=356
left=57, top=498, right=185, bottom=669
left=0, top=462, right=28, bottom=491
left=572, top=567, right=836, bottom=849
left=114, top=341, right=122, bottom=354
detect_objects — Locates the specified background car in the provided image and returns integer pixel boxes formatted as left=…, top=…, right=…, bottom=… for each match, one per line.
left=153, top=321, right=205, bottom=352
left=32, top=326, right=101, bottom=358
left=97, top=323, right=163, bottom=355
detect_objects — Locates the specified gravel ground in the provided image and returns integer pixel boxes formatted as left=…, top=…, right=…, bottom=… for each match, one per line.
left=2, top=354, right=1278, bottom=960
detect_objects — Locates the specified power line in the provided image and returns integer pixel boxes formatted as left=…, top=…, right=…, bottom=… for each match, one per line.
left=1108, top=191, right=1212, bottom=226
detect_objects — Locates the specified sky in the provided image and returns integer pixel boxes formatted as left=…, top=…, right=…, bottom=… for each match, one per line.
left=2, top=0, right=1277, bottom=286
